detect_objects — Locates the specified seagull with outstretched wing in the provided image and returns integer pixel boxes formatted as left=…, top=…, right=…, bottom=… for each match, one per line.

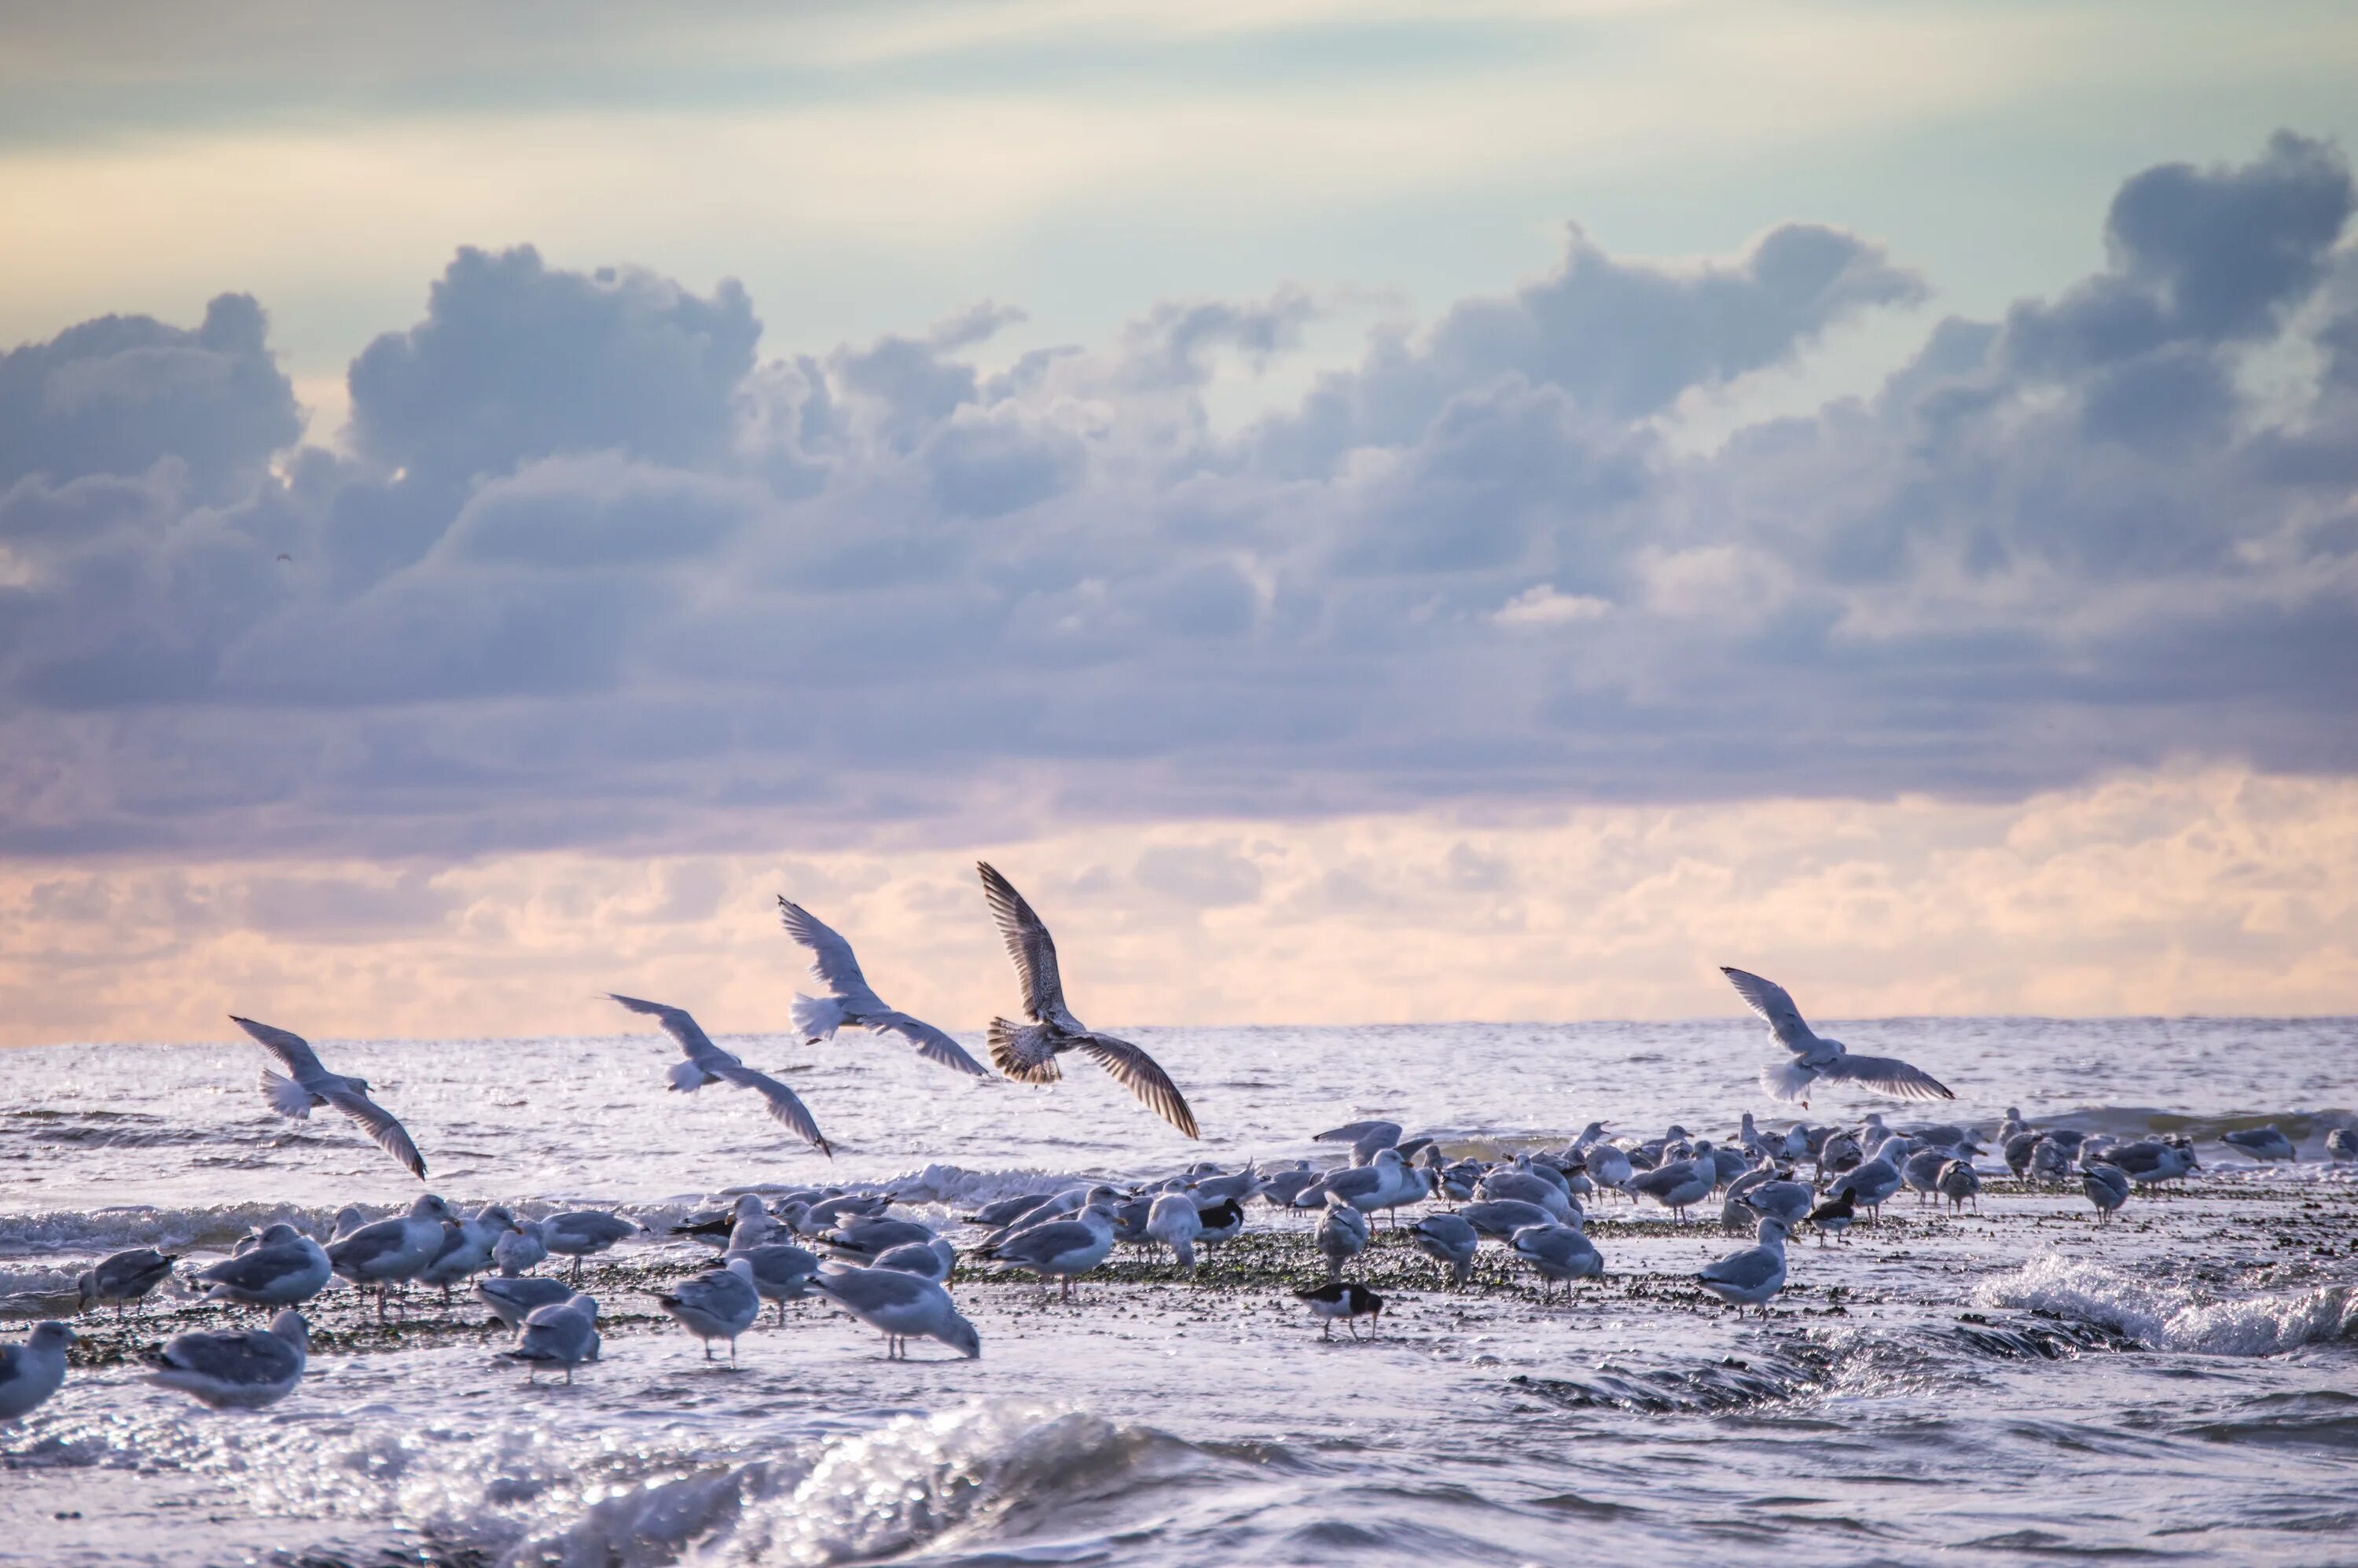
left=775, top=896, right=990, bottom=1078
left=230, top=1015, right=428, bottom=1178
left=608, top=993, right=832, bottom=1155
left=1718, top=967, right=1954, bottom=1107
left=977, top=862, right=1199, bottom=1139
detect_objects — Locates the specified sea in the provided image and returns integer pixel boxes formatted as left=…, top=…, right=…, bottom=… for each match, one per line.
left=2, top=1015, right=2354, bottom=1566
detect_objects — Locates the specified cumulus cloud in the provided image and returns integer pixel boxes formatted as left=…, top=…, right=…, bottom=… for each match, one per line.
left=2, top=133, right=2355, bottom=864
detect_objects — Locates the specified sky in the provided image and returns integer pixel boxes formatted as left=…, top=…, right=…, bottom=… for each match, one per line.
left=4, top=1, right=2357, bottom=1045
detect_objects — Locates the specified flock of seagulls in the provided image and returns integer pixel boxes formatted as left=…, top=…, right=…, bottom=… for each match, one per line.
left=4, top=889, right=2344, bottom=1425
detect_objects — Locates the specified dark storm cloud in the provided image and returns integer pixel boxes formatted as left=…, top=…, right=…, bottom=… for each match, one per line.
left=2, top=133, right=2353, bottom=861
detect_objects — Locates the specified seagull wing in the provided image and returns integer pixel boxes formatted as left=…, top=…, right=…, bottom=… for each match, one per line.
left=708, top=1063, right=832, bottom=1156
left=1718, top=968, right=1816, bottom=1054
left=866, top=1011, right=993, bottom=1078
left=608, top=993, right=736, bottom=1069
left=1816, top=1053, right=1955, bottom=1102
left=230, top=1015, right=331, bottom=1080
left=1077, top=1033, right=1200, bottom=1140
left=318, top=1086, right=428, bottom=1178
left=1699, top=1245, right=1781, bottom=1291
left=775, top=897, right=883, bottom=1008
left=978, top=862, right=1066, bottom=1021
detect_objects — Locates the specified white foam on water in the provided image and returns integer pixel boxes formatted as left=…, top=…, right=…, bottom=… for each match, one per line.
left=1975, top=1252, right=2358, bottom=1356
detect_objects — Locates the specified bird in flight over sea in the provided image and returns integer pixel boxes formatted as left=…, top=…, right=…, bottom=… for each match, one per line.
left=977, top=862, right=1200, bottom=1138
left=775, top=896, right=990, bottom=1078
left=608, top=993, right=832, bottom=1155
left=1718, top=967, right=1955, bottom=1106
left=230, top=1016, right=428, bottom=1178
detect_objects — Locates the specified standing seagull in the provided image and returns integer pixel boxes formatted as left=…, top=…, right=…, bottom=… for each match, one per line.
left=976, top=862, right=1200, bottom=1138
left=777, top=897, right=991, bottom=1078
left=1717, top=968, right=1954, bottom=1107
left=608, top=994, right=831, bottom=1155
left=230, top=1016, right=428, bottom=1178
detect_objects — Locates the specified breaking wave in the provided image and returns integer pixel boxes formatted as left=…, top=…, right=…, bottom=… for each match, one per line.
left=1974, top=1254, right=2358, bottom=1356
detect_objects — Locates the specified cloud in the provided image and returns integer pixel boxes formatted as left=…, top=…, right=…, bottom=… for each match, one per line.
left=1, top=133, right=2355, bottom=865
left=347, top=244, right=760, bottom=479
left=0, top=293, right=299, bottom=501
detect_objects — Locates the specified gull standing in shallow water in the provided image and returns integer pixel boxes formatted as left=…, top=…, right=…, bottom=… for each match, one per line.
left=810, top=1267, right=982, bottom=1359
left=608, top=994, right=832, bottom=1155
left=505, top=1294, right=601, bottom=1383
left=1697, top=1215, right=1791, bottom=1316
left=1718, top=968, right=1955, bottom=1107
left=977, top=862, right=1200, bottom=1138
left=75, top=1248, right=177, bottom=1317
left=146, top=1310, right=310, bottom=1408
left=657, top=1258, right=762, bottom=1362
left=0, top=1323, right=74, bottom=1423
left=777, top=896, right=992, bottom=1078
left=190, top=1225, right=331, bottom=1311
left=230, top=1015, right=429, bottom=1178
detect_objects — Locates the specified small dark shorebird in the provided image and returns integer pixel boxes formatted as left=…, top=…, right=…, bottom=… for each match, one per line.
left=1805, top=1189, right=1854, bottom=1246
left=1296, top=1280, right=1383, bottom=1339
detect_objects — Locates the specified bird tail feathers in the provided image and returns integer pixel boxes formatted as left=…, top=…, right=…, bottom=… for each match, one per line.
left=260, top=1069, right=313, bottom=1118
left=790, top=993, right=847, bottom=1043
left=664, top=1059, right=708, bottom=1094
left=1758, top=1060, right=1816, bottom=1104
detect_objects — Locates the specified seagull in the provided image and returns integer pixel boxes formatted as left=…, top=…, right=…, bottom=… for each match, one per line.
left=190, top=1225, right=331, bottom=1310
left=504, top=1294, right=601, bottom=1383
left=777, top=896, right=991, bottom=1078
left=1146, top=1193, right=1203, bottom=1269
left=539, top=1211, right=642, bottom=1282
left=1510, top=1224, right=1603, bottom=1301
left=0, top=1323, right=74, bottom=1423
left=983, top=1203, right=1116, bottom=1299
left=146, top=1310, right=310, bottom=1408
left=2222, top=1126, right=2297, bottom=1162
left=75, top=1248, right=177, bottom=1317
left=977, top=862, right=1200, bottom=1138
left=1697, top=1215, right=1791, bottom=1316
left=478, top=1275, right=576, bottom=1330
left=656, top=1258, right=761, bottom=1362
left=808, top=1266, right=982, bottom=1360
left=1314, top=1120, right=1403, bottom=1166
left=871, top=1237, right=957, bottom=1284
left=494, top=1221, right=549, bottom=1277
left=1316, top=1195, right=1369, bottom=1280
left=327, top=1194, right=456, bottom=1319
left=1408, top=1213, right=1480, bottom=1288
left=608, top=993, right=831, bottom=1155
left=1717, top=968, right=1954, bottom=1106
left=2082, top=1162, right=2131, bottom=1224
left=230, top=1015, right=428, bottom=1177
left=1459, top=1199, right=1560, bottom=1240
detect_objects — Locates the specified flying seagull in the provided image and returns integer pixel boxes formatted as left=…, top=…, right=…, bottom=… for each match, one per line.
left=1718, top=967, right=1954, bottom=1106
left=776, top=896, right=990, bottom=1078
left=977, top=861, right=1199, bottom=1138
left=230, top=1015, right=427, bottom=1177
left=608, top=993, right=832, bottom=1155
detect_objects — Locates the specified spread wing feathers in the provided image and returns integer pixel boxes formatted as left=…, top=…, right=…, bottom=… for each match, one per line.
left=986, top=1019, right=1064, bottom=1084
left=1816, top=1053, right=1956, bottom=1101
left=775, top=897, right=881, bottom=1006
left=259, top=1069, right=315, bottom=1118
left=1078, top=1034, right=1200, bottom=1140
left=320, top=1087, right=428, bottom=1178
left=977, top=863, right=1065, bottom=1021
left=868, top=1012, right=993, bottom=1078
left=708, top=1063, right=832, bottom=1155
left=608, top=993, right=733, bottom=1067
left=1718, top=968, right=1816, bottom=1052
left=230, top=1015, right=329, bottom=1080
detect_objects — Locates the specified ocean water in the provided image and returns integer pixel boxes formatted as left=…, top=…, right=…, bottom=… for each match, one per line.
left=2, top=1015, right=2355, bottom=1566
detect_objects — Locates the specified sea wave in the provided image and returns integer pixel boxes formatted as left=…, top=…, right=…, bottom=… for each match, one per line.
left=498, top=1401, right=1196, bottom=1567
left=1974, top=1254, right=2358, bottom=1355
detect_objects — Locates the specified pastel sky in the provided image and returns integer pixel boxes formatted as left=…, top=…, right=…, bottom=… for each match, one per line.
left=5, top=2, right=2357, bottom=1045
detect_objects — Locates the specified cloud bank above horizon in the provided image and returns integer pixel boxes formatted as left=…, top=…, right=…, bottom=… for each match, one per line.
left=4, top=123, right=2358, bottom=1039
